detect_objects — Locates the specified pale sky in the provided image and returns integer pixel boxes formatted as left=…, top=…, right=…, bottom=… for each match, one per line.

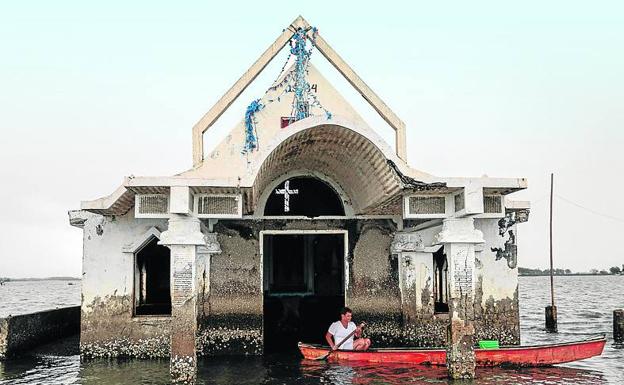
left=0, top=1, right=623, bottom=277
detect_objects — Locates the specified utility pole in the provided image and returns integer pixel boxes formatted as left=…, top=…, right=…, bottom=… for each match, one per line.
left=545, top=173, right=557, bottom=332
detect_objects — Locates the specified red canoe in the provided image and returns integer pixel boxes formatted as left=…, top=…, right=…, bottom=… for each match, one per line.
left=298, top=336, right=606, bottom=367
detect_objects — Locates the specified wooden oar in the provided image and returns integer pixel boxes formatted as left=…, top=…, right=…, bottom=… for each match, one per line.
left=315, top=322, right=365, bottom=361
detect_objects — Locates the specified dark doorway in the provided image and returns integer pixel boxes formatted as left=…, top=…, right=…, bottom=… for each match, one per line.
left=264, top=177, right=345, bottom=217
left=134, top=238, right=171, bottom=316
left=433, top=247, right=449, bottom=313
left=263, top=233, right=345, bottom=353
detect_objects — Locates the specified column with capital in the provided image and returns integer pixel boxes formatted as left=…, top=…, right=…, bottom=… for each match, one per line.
left=159, top=214, right=205, bottom=383
left=434, top=217, right=484, bottom=380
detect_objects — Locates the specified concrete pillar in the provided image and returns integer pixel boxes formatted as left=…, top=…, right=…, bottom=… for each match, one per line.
left=160, top=214, right=206, bottom=384
left=614, top=309, right=624, bottom=343
left=434, top=218, right=484, bottom=380
left=545, top=305, right=557, bottom=333
left=196, top=234, right=220, bottom=336
left=445, top=242, right=476, bottom=379
left=391, top=233, right=435, bottom=323
left=397, top=252, right=434, bottom=323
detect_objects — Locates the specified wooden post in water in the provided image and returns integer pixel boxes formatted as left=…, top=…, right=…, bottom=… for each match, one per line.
left=614, top=309, right=624, bottom=343
left=545, top=173, right=558, bottom=332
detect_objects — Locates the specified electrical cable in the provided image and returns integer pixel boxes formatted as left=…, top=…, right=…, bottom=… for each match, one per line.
left=555, top=194, right=624, bottom=223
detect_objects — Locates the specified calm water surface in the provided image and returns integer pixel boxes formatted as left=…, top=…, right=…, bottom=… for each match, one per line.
left=0, top=280, right=80, bottom=318
left=0, top=276, right=623, bottom=384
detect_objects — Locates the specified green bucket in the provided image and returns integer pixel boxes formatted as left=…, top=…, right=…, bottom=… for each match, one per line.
left=478, top=340, right=499, bottom=349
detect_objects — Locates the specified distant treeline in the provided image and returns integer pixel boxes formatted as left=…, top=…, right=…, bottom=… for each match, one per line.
left=519, top=266, right=624, bottom=276
left=0, top=277, right=80, bottom=284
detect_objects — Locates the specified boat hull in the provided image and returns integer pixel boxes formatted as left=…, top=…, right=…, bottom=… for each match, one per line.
left=298, top=337, right=606, bottom=367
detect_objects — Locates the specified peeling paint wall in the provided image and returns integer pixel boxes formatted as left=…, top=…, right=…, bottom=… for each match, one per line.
left=79, top=210, right=171, bottom=358
left=399, top=252, right=434, bottom=322
left=474, top=217, right=520, bottom=344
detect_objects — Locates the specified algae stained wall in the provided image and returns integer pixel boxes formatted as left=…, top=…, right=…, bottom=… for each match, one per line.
left=197, top=221, right=263, bottom=355
left=197, top=219, right=402, bottom=354
left=346, top=220, right=403, bottom=347
left=77, top=214, right=520, bottom=357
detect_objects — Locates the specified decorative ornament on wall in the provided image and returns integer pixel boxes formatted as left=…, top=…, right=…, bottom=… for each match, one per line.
left=275, top=180, right=299, bottom=212
left=243, top=99, right=263, bottom=154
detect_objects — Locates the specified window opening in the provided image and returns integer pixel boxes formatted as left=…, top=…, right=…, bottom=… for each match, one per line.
left=433, top=247, right=449, bottom=313
left=264, top=176, right=345, bottom=217
left=134, top=238, right=171, bottom=316
left=454, top=192, right=465, bottom=212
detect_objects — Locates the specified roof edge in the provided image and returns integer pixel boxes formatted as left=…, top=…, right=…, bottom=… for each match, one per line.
left=80, top=183, right=128, bottom=212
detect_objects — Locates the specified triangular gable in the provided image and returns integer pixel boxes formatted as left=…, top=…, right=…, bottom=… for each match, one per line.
left=191, top=15, right=406, bottom=167
left=181, top=63, right=379, bottom=181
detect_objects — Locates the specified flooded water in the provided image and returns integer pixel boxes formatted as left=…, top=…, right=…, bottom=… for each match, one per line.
left=0, top=280, right=80, bottom=318
left=1, top=276, right=623, bottom=384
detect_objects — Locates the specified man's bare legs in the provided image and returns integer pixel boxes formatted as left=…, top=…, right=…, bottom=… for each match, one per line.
left=353, top=338, right=371, bottom=351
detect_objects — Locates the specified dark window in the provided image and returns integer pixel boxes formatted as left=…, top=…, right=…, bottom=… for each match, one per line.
left=433, top=247, right=449, bottom=313
left=135, top=238, right=171, bottom=316
left=264, top=177, right=345, bottom=217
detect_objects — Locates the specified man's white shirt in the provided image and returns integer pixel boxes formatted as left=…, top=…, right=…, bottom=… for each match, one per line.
left=328, top=321, right=356, bottom=350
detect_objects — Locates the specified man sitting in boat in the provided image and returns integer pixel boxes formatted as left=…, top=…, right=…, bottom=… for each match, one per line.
left=325, top=307, right=371, bottom=351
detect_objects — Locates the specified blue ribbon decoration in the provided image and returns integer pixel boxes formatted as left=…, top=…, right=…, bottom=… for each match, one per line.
left=241, top=26, right=332, bottom=154
left=243, top=99, right=263, bottom=154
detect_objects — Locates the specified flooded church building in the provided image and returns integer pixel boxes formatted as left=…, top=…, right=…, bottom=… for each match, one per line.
left=70, top=17, right=529, bottom=381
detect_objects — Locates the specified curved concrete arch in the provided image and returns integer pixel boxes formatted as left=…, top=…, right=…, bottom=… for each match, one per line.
left=247, top=115, right=427, bottom=214
left=241, top=115, right=433, bottom=187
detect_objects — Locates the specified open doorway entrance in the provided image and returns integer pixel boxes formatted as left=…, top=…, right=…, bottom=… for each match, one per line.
left=262, top=232, right=345, bottom=353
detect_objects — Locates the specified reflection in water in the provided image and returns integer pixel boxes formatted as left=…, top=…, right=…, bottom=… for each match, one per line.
left=0, top=354, right=610, bottom=385
left=1, top=276, right=623, bottom=384
left=300, top=361, right=447, bottom=385
left=79, top=359, right=171, bottom=385
left=0, top=356, right=79, bottom=385
left=299, top=360, right=607, bottom=385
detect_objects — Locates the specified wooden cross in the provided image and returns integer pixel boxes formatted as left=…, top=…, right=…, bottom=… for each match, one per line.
left=275, top=180, right=299, bottom=212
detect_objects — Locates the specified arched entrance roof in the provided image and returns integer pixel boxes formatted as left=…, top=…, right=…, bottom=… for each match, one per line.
left=248, top=116, right=424, bottom=214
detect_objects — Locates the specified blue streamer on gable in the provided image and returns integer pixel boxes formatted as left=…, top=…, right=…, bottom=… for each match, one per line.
left=290, top=28, right=311, bottom=121
left=242, top=26, right=332, bottom=154
left=243, top=99, right=263, bottom=154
